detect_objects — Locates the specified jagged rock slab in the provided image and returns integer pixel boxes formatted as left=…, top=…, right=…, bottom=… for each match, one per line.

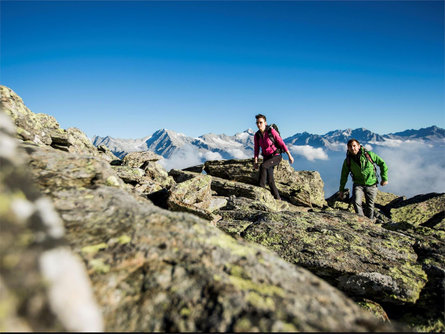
left=169, top=168, right=300, bottom=213
left=382, top=222, right=445, bottom=318
left=112, top=166, right=145, bottom=183
left=122, top=151, right=163, bottom=167
left=389, top=193, right=445, bottom=229
left=20, top=142, right=126, bottom=193
left=233, top=210, right=427, bottom=305
left=167, top=173, right=222, bottom=222
left=204, top=158, right=326, bottom=207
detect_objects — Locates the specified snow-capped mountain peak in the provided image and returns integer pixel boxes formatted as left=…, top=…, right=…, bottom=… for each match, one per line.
left=92, top=125, right=444, bottom=160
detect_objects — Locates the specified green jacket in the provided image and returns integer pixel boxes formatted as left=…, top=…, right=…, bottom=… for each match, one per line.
left=339, top=147, right=388, bottom=192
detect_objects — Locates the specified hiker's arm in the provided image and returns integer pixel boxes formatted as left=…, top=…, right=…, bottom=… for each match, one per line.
left=339, top=160, right=349, bottom=192
left=254, top=133, right=260, bottom=160
left=285, top=150, right=294, bottom=164
left=254, top=134, right=259, bottom=169
left=370, top=152, right=388, bottom=184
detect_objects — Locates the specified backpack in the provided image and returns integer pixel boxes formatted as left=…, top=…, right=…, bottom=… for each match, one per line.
left=346, top=146, right=379, bottom=183
left=255, top=123, right=285, bottom=154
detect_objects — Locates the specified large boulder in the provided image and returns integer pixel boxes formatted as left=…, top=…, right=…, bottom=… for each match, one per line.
left=167, top=169, right=305, bottom=224
left=122, top=151, right=163, bottom=167
left=222, top=210, right=427, bottom=306
left=21, top=142, right=126, bottom=193
left=167, top=173, right=222, bottom=222
left=389, top=193, right=445, bottom=229
left=204, top=159, right=326, bottom=208
left=0, top=111, right=103, bottom=331
left=383, top=221, right=445, bottom=320
left=169, top=169, right=300, bottom=213
left=120, top=151, right=175, bottom=196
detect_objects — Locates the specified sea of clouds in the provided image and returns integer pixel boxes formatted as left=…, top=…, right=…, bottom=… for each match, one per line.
left=158, top=140, right=445, bottom=199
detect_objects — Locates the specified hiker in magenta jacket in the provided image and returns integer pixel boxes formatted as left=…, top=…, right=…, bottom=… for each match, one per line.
left=253, top=114, right=294, bottom=200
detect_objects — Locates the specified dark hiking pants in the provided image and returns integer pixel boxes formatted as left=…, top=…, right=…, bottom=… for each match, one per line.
left=259, top=154, right=282, bottom=200
left=352, top=184, right=378, bottom=219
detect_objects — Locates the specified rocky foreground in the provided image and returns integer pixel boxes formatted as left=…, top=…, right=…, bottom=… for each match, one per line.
left=1, top=85, right=443, bottom=332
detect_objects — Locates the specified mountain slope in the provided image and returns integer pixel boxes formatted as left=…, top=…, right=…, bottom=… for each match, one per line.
left=92, top=125, right=444, bottom=161
left=384, top=126, right=445, bottom=141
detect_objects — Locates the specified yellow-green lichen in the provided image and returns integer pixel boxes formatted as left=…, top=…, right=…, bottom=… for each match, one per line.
left=228, top=264, right=246, bottom=279
left=233, top=317, right=252, bottom=332
left=401, top=314, right=445, bottom=332
left=106, top=175, right=121, bottom=187
left=388, top=263, right=427, bottom=303
left=117, top=234, right=131, bottom=245
left=243, top=230, right=284, bottom=252
left=179, top=307, right=191, bottom=317
left=0, top=192, right=26, bottom=216
left=88, top=258, right=110, bottom=274
left=228, top=275, right=285, bottom=298
left=81, top=242, right=108, bottom=255
left=206, top=235, right=256, bottom=258
left=246, top=291, right=276, bottom=311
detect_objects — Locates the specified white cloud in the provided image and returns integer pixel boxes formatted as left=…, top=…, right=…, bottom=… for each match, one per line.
left=158, top=144, right=204, bottom=171
left=202, top=150, right=223, bottom=161
left=371, top=139, right=434, bottom=149
left=363, top=144, right=373, bottom=151
left=289, top=145, right=329, bottom=161
left=226, top=148, right=250, bottom=159
left=373, top=141, right=445, bottom=197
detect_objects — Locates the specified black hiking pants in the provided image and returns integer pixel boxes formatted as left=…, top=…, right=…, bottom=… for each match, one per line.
left=259, top=154, right=282, bottom=200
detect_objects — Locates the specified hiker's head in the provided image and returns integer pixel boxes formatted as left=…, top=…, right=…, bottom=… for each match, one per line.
left=255, top=114, right=267, bottom=132
left=347, top=139, right=361, bottom=155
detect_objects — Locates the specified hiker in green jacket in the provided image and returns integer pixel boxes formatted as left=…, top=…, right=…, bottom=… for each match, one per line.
left=339, top=139, right=388, bottom=220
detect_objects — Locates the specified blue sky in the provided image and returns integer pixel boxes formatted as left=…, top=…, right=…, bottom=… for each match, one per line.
left=1, top=0, right=444, bottom=139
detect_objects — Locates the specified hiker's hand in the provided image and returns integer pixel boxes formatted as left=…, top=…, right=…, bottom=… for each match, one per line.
left=338, top=191, right=344, bottom=200
left=381, top=180, right=388, bottom=186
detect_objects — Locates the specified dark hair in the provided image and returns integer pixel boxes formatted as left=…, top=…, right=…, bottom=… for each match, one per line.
left=347, top=139, right=360, bottom=147
left=255, top=114, right=267, bottom=121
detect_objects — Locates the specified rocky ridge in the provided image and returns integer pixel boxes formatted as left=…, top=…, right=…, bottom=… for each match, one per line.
left=1, top=85, right=443, bottom=332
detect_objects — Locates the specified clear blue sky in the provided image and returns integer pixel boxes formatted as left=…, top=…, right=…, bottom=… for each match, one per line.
left=1, top=0, right=444, bottom=139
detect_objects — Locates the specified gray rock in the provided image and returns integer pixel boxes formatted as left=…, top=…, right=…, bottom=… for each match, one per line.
left=204, top=158, right=326, bottom=207
left=122, top=151, right=163, bottom=167
left=237, top=210, right=427, bottom=305
left=0, top=109, right=103, bottom=331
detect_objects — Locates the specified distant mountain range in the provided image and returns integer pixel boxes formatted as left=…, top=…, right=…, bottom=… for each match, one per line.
left=92, top=125, right=445, bottom=160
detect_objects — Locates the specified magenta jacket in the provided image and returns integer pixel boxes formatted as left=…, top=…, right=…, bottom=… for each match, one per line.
left=254, top=127, right=288, bottom=159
